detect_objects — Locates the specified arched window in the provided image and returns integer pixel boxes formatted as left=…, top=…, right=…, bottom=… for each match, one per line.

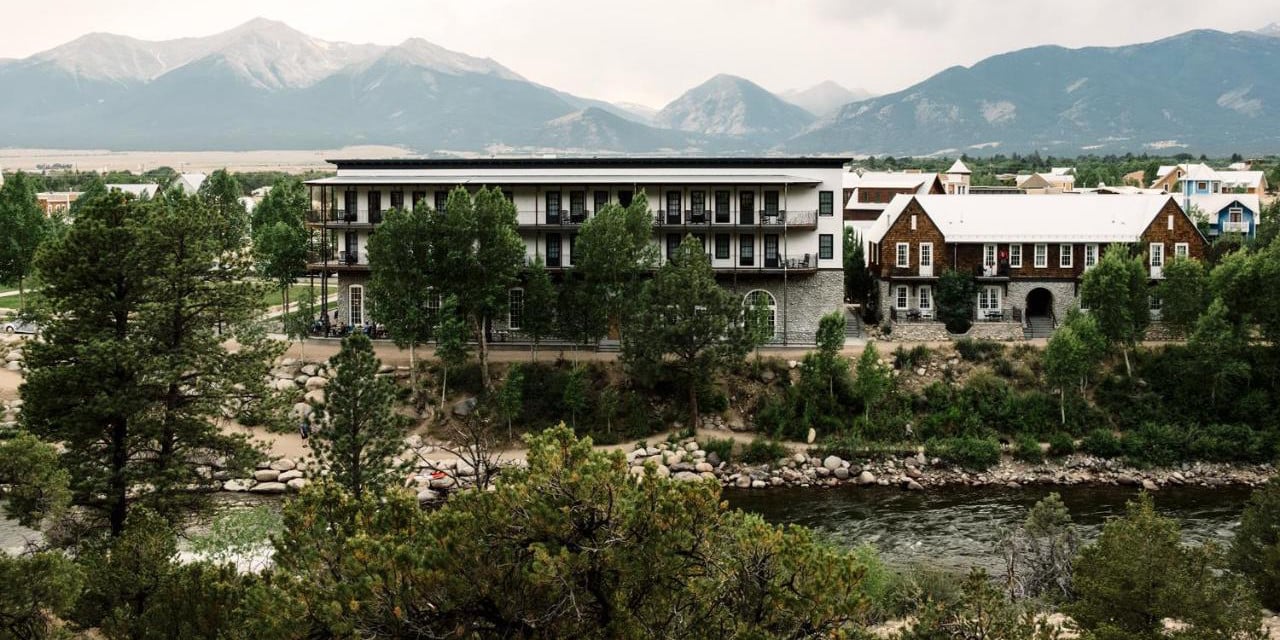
left=743, top=290, right=777, bottom=339
left=349, top=285, right=364, bottom=327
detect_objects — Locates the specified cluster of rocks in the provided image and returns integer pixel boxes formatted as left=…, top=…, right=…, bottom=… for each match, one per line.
left=265, top=358, right=334, bottom=421
left=2, top=342, right=24, bottom=372
left=1, top=397, right=23, bottom=431
left=221, top=457, right=310, bottom=494
left=626, top=438, right=1275, bottom=492
left=398, top=433, right=512, bottom=505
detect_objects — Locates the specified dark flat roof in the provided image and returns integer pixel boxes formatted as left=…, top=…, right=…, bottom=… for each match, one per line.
left=328, top=157, right=850, bottom=170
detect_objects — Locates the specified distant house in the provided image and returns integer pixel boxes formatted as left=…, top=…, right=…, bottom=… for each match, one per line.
left=105, top=183, right=159, bottom=198
left=36, top=191, right=80, bottom=215
left=843, top=170, right=943, bottom=228
left=1015, top=172, right=1075, bottom=193
left=1188, top=194, right=1261, bottom=238
left=174, top=173, right=208, bottom=195
left=1151, top=163, right=1268, bottom=196
left=942, top=160, right=971, bottom=194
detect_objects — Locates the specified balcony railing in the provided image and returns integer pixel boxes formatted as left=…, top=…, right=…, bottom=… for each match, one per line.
left=651, top=209, right=818, bottom=227
left=306, top=209, right=382, bottom=224
left=1222, top=220, right=1249, bottom=233
left=976, top=262, right=1012, bottom=278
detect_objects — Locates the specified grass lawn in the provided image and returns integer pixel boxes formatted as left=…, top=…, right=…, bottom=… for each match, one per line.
left=262, top=283, right=337, bottom=309
left=0, top=291, right=35, bottom=310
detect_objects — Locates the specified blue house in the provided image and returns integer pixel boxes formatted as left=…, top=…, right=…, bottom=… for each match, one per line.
left=1185, top=194, right=1260, bottom=238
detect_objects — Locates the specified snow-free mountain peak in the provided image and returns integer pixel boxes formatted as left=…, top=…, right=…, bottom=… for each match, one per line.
left=1258, top=22, right=1280, bottom=37
left=381, top=38, right=523, bottom=81
left=655, top=73, right=814, bottom=139
left=779, top=80, right=874, bottom=116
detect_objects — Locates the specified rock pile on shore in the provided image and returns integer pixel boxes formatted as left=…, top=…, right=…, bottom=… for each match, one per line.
left=626, top=438, right=1275, bottom=491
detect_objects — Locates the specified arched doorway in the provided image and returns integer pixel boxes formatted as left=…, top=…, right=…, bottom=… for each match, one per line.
left=1025, top=287, right=1054, bottom=338
left=743, top=290, right=777, bottom=341
left=1025, top=288, right=1053, bottom=319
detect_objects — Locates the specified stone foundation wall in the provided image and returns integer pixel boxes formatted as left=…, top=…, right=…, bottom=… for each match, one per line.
left=334, top=273, right=371, bottom=327
left=723, top=270, right=844, bottom=345
left=888, top=320, right=1024, bottom=342
left=1145, top=322, right=1181, bottom=341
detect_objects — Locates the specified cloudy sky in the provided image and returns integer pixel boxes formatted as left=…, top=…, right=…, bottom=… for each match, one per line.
left=4, top=0, right=1278, bottom=106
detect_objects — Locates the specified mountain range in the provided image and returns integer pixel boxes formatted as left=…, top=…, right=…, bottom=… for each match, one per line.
left=1, top=18, right=1278, bottom=155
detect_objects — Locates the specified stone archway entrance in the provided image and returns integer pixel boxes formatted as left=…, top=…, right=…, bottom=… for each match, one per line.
left=1025, top=287, right=1054, bottom=318
left=1025, top=287, right=1055, bottom=338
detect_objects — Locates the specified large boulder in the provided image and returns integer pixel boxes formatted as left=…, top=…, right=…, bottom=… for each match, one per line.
left=300, top=364, right=319, bottom=376
left=672, top=471, right=701, bottom=482
left=291, top=402, right=313, bottom=419
left=857, top=471, right=877, bottom=485
left=822, top=455, right=844, bottom=471
left=416, top=488, right=442, bottom=503
left=253, top=469, right=280, bottom=482
left=286, top=478, right=309, bottom=491
left=305, top=376, right=328, bottom=391
left=452, top=396, right=477, bottom=417
left=273, top=379, right=296, bottom=392
left=222, top=479, right=252, bottom=492
left=304, top=389, right=325, bottom=405
left=270, top=458, right=296, bottom=471
left=277, top=470, right=304, bottom=483
left=250, top=481, right=287, bottom=494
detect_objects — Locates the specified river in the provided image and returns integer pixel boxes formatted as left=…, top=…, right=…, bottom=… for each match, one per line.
left=723, top=484, right=1252, bottom=571
left=3, top=484, right=1253, bottom=570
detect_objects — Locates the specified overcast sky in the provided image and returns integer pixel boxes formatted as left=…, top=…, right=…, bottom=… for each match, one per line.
left=4, top=0, right=1278, bottom=107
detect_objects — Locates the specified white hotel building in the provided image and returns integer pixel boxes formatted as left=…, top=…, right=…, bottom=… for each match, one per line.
left=305, top=157, right=849, bottom=344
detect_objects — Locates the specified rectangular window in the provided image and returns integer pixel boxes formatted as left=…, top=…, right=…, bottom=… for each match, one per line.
left=895, top=285, right=909, bottom=310
left=343, top=190, right=357, bottom=218
left=367, top=191, right=382, bottom=223
left=389, top=190, right=404, bottom=211
left=714, top=190, right=730, bottom=223
left=1084, top=244, right=1098, bottom=268
left=690, top=190, right=706, bottom=215
left=918, top=285, right=933, bottom=310
left=1150, top=243, right=1164, bottom=268
left=1009, top=244, right=1022, bottom=268
left=977, top=286, right=1001, bottom=311
left=693, top=233, right=706, bottom=252
left=819, top=191, right=834, bottom=216
left=666, top=191, right=681, bottom=223
left=411, top=191, right=427, bottom=210
left=349, top=286, right=364, bottom=326
left=568, top=234, right=577, bottom=265
left=764, top=235, right=779, bottom=268
left=715, top=234, right=730, bottom=259
left=1174, top=242, right=1189, bottom=259
left=740, top=234, right=755, bottom=266
left=739, top=192, right=755, bottom=224
left=594, top=190, right=609, bottom=213
left=1059, top=244, right=1073, bottom=268
left=569, top=191, right=585, bottom=219
left=896, top=242, right=910, bottom=267
left=546, top=233, right=562, bottom=267
left=434, top=190, right=449, bottom=212
left=1034, top=244, right=1048, bottom=268
left=508, top=288, right=524, bottom=330
left=666, top=234, right=681, bottom=261
left=1229, top=207, right=1243, bottom=223
left=819, top=234, right=834, bottom=260
left=546, top=192, right=562, bottom=223
left=764, top=191, right=780, bottom=216
left=919, top=242, right=933, bottom=267
left=983, top=243, right=997, bottom=268
left=1150, top=293, right=1162, bottom=311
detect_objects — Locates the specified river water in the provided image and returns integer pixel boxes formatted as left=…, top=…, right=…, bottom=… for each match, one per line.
left=723, top=484, right=1253, bottom=571
left=3, top=485, right=1254, bottom=570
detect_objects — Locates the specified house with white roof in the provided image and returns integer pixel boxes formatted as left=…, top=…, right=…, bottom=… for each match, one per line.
left=1015, top=172, right=1075, bottom=193
left=174, top=173, right=208, bottom=195
left=862, top=194, right=1207, bottom=339
left=842, top=170, right=943, bottom=228
left=105, top=183, right=159, bottom=199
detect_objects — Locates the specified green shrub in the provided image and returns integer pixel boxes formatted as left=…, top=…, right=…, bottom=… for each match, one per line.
left=1047, top=432, right=1076, bottom=457
left=1187, top=424, right=1274, bottom=463
left=700, top=437, right=734, bottom=464
left=1081, top=429, right=1123, bottom=458
left=1230, top=479, right=1280, bottom=610
left=1014, top=434, right=1044, bottom=463
left=955, top=338, right=1004, bottom=363
left=741, top=438, right=788, bottom=464
left=1122, top=423, right=1188, bottom=467
left=929, top=436, right=1001, bottom=470
left=882, top=563, right=965, bottom=618
left=892, top=345, right=932, bottom=370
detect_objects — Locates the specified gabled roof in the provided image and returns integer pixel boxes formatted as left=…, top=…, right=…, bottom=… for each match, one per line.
left=946, top=159, right=971, bottom=174
left=105, top=183, right=158, bottom=198
left=1180, top=163, right=1219, bottom=182
left=843, top=171, right=941, bottom=208
left=1184, top=193, right=1261, bottom=216
left=176, top=173, right=207, bottom=194
left=870, top=194, right=1180, bottom=244
left=1216, top=170, right=1265, bottom=189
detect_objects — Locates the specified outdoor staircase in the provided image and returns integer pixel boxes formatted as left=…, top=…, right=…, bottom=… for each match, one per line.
left=845, top=309, right=863, bottom=339
left=1024, top=316, right=1055, bottom=339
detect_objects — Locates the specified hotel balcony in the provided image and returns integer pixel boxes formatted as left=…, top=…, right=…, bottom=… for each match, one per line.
left=306, top=209, right=383, bottom=229
left=652, top=209, right=818, bottom=229
left=307, top=249, right=370, bottom=272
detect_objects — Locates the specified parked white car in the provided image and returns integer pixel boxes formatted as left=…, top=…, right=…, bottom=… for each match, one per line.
left=2, top=319, right=39, bottom=335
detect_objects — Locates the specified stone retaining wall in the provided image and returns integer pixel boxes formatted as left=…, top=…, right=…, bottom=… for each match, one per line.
left=888, top=320, right=1024, bottom=342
